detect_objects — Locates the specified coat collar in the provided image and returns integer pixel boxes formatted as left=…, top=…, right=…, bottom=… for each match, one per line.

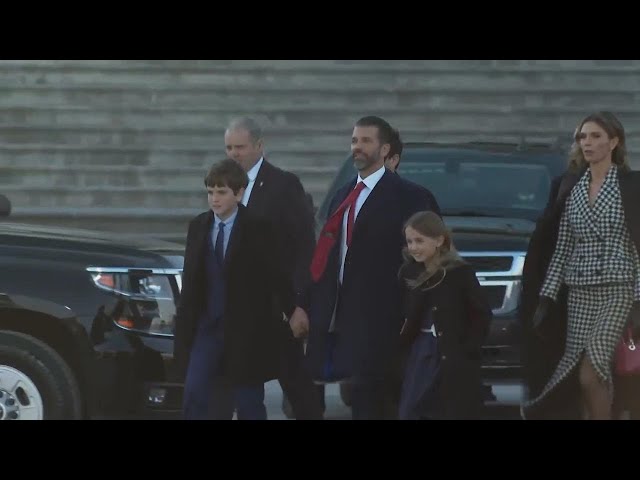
left=247, top=158, right=271, bottom=209
left=575, top=165, right=618, bottom=236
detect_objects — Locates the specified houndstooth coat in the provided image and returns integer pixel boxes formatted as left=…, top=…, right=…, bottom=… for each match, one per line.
left=541, top=165, right=640, bottom=300
left=522, top=165, right=640, bottom=418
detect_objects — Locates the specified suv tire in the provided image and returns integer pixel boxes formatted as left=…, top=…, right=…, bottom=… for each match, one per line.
left=0, top=330, right=82, bottom=420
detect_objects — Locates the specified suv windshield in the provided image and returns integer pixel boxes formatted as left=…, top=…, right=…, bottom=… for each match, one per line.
left=401, top=159, right=550, bottom=216
left=318, top=145, right=567, bottom=223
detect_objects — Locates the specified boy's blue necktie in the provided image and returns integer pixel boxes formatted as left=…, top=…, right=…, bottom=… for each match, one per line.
left=215, top=221, right=225, bottom=265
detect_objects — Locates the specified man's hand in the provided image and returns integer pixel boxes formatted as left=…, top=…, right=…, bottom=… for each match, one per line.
left=289, top=307, right=310, bottom=339
left=532, top=296, right=554, bottom=331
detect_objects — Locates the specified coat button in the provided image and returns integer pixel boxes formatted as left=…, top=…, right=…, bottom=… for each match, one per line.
left=432, top=306, right=438, bottom=311
left=441, top=355, right=447, bottom=360
left=438, top=331, right=443, bottom=337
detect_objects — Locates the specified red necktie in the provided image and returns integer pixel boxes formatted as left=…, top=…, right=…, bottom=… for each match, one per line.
left=310, top=181, right=366, bottom=282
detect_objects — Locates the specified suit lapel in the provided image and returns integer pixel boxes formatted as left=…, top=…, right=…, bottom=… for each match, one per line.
left=246, top=159, right=270, bottom=213
left=591, top=166, right=618, bottom=222
left=574, top=173, right=601, bottom=236
left=329, top=179, right=357, bottom=218
left=349, top=170, right=393, bottom=244
left=187, top=212, right=213, bottom=287
left=223, top=205, right=245, bottom=276
left=197, top=211, right=214, bottom=257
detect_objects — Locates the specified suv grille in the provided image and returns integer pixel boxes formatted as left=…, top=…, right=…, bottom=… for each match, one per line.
left=465, top=256, right=513, bottom=272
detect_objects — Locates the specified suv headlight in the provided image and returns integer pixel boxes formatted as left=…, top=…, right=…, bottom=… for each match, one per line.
left=87, top=267, right=182, bottom=337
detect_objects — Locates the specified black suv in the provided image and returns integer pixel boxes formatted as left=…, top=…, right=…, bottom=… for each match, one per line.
left=0, top=194, right=184, bottom=420
left=317, top=140, right=568, bottom=406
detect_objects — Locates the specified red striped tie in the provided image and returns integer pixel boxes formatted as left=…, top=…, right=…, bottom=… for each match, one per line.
left=310, top=181, right=365, bottom=282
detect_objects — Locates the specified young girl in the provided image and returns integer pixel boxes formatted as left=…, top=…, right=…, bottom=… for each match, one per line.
left=397, top=211, right=492, bottom=420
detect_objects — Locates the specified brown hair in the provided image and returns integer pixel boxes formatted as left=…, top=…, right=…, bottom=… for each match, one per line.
left=400, top=211, right=465, bottom=290
left=568, top=111, right=631, bottom=173
left=204, top=158, right=249, bottom=194
left=355, top=115, right=394, bottom=146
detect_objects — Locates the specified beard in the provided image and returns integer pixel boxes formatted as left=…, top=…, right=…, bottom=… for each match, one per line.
left=352, top=150, right=380, bottom=172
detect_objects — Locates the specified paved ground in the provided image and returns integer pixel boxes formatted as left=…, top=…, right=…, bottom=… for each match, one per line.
left=264, top=380, right=523, bottom=420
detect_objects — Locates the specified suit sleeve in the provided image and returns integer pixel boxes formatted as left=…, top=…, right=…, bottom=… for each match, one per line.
left=281, top=173, right=316, bottom=306
left=403, top=180, right=442, bottom=218
left=541, top=175, right=562, bottom=219
left=540, top=201, right=574, bottom=301
left=264, top=219, right=297, bottom=320
left=423, top=188, right=442, bottom=218
left=173, top=219, right=197, bottom=380
left=462, top=265, right=492, bottom=352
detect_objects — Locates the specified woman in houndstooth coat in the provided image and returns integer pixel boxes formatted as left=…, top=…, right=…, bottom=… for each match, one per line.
left=522, top=111, right=640, bottom=420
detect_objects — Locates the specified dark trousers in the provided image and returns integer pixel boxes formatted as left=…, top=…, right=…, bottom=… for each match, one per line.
left=323, top=328, right=400, bottom=420
left=183, top=327, right=266, bottom=420
left=350, top=375, right=398, bottom=420
left=278, top=335, right=324, bottom=419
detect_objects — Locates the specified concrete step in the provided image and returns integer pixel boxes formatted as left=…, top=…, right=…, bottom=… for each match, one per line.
left=1, top=69, right=640, bottom=92
left=0, top=145, right=347, bottom=168
left=0, top=126, right=352, bottom=148
left=2, top=140, right=640, bottom=169
left=1, top=180, right=333, bottom=209
left=0, top=165, right=339, bottom=189
left=3, top=154, right=638, bottom=190
left=6, top=106, right=640, bottom=130
left=0, top=123, right=604, bottom=148
left=2, top=59, right=640, bottom=72
left=6, top=207, right=196, bottom=242
left=6, top=201, right=327, bottom=242
left=2, top=88, right=638, bottom=111
left=8, top=123, right=640, bottom=149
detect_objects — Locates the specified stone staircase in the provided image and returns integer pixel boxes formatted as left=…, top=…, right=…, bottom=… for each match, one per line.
left=1, top=60, right=640, bottom=243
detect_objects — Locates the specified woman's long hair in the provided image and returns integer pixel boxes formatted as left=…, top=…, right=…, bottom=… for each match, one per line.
left=400, top=211, right=465, bottom=290
left=568, top=111, right=631, bottom=173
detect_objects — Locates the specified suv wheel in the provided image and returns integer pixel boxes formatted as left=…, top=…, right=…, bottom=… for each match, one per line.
left=0, top=330, right=82, bottom=420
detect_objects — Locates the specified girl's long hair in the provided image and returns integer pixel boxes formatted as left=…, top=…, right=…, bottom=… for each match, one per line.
left=400, top=211, right=465, bottom=290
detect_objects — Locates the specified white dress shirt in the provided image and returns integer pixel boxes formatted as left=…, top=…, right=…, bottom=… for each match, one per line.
left=339, top=164, right=387, bottom=282
left=241, top=157, right=264, bottom=206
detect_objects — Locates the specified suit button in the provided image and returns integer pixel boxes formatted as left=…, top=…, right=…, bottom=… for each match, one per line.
left=432, top=306, right=438, bottom=311
left=437, top=331, right=443, bottom=337
left=441, top=355, right=447, bottom=360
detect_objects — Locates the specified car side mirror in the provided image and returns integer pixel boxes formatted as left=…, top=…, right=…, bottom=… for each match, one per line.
left=0, top=194, right=11, bottom=217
